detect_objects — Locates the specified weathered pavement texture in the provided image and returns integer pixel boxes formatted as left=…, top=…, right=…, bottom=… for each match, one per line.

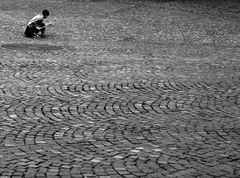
left=0, top=0, right=240, bottom=177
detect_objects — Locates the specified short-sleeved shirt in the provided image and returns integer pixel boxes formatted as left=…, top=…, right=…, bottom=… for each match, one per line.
left=28, top=14, right=45, bottom=27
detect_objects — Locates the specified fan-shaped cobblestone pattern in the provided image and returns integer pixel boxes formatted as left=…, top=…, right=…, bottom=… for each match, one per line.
left=1, top=0, right=240, bottom=177
left=0, top=75, right=240, bottom=177
left=1, top=52, right=240, bottom=177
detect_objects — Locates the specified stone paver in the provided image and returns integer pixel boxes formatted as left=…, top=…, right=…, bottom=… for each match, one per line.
left=0, top=0, right=240, bottom=177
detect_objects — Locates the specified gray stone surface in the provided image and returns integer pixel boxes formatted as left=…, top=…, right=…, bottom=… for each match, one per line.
left=0, top=0, right=240, bottom=177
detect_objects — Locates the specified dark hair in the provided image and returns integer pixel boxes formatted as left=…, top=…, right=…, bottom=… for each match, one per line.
left=42, top=9, right=49, bottom=16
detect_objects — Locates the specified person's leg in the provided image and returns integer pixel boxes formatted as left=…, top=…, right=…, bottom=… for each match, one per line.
left=39, top=27, right=46, bottom=35
left=24, top=26, right=39, bottom=37
left=24, top=26, right=34, bottom=37
left=33, top=27, right=40, bottom=36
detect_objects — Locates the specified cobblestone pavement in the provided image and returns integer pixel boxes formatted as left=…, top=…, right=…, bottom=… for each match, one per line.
left=0, top=0, right=240, bottom=177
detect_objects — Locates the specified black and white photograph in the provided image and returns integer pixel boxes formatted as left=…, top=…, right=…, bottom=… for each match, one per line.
left=0, top=0, right=239, bottom=177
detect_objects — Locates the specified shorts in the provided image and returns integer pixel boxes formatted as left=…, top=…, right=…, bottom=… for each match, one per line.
left=24, top=26, right=45, bottom=37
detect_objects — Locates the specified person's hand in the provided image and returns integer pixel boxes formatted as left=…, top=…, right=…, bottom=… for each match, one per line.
left=36, top=26, right=42, bottom=30
left=49, top=19, right=57, bottom=25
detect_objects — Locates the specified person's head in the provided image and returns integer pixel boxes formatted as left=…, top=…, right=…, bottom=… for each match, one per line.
left=42, top=9, right=49, bottom=18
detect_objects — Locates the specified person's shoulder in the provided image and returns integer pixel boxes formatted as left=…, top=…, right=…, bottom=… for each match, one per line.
left=34, top=14, right=44, bottom=19
left=31, top=14, right=44, bottom=21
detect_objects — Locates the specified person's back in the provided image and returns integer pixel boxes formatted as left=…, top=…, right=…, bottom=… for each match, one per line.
left=28, top=14, right=45, bottom=27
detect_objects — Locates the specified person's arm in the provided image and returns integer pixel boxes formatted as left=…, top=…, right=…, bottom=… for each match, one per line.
left=45, top=19, right=56, bottom=26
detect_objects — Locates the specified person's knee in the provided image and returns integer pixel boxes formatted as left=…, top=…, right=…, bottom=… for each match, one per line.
left=40, top=27, right=46, bottom=33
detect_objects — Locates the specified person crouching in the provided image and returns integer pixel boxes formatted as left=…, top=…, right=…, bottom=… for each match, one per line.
left=24, top=9, right=50, bottom=38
